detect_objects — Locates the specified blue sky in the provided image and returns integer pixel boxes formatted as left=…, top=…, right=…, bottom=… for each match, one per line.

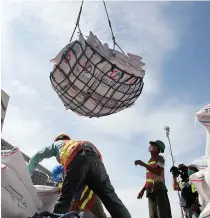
left=163, top=2, right=210, bottom=102
left=1, top=1, right=210, bottom=217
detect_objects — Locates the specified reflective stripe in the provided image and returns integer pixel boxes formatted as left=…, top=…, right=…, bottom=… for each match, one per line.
left=60, top=140, right=77, bottom=166
left=178, top=181, right=183, bottom=189
left=145, top=157, right=165, bottom=193
left=191, top=184, right=196, bottom=193
left=146, top=179, right=154, bottom=183
left=59, top=140, right=102, bottom=169
left=179, top=181, right=196, bottom=193
left=80, top=190, right=94, bottom=209
left=80, top=186, right=89, bottom=200
left=58, top=182, right=63, bottom=190
left=148, top=161, right=156, bottom=165
left=146, top=161, right=156, bottom=173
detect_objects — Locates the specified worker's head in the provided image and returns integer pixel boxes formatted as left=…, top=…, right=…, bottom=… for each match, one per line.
left=149, top=140, right=165, bottom=156
left=54, top=133, right=71, bottom=142
left=188, top=164, right=199, bottom=176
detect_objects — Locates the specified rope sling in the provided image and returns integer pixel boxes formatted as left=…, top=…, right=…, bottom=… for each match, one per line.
left=49, top=0, right=145, bottom=118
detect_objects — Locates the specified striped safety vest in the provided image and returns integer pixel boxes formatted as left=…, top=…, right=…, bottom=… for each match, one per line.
left=57, top=182, right=96, bottom=211
left=59, top=139, right=102, bottom=169
left=178, top=181, right=196, bottom=193
left=58, top=139, right=101, bottom=211
left=144, top=157, right=165, bottom=193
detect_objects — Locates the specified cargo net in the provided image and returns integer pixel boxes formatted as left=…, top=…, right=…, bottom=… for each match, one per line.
left=30, top=211, right=83, bottom=218
left=50, top=40, right=144, bottom=118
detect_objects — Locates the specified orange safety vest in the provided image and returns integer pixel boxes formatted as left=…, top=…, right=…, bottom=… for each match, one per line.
left=58, top=139, right=101, bottom=210
left=144, top=157, right=165, bottom=193
left=59, top=139, right=102, bottom=170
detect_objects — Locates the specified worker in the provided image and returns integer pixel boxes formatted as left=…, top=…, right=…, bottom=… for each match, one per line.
left=52, top=164, right=107, bottom=218
left=28, top=133, right=131, bottom=218
left=171, top=164, right=201, bottom=218
left=134, top=140, right=172, bottom=218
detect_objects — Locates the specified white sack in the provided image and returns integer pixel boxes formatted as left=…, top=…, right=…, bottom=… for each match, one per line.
left=192, top=155, right=208, bottom=170
left=1, top=148, right=43, bottom=210
left=199, top=202, right=210, bottom=218
left=35, top=185, right=60, bottom=213
left=1, top=186, right=31, bottom=218
left=1, top=164, right=38, bottom=216
left=190, top=169, right=210, bottom=207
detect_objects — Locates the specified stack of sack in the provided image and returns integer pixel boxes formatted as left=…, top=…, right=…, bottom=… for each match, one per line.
left=189, top=169, right=210, bottom=208
left=50, top=31, right=145, bottom=117
left=192, top=155, right=209, bottom=171
left=1, top=148, right=42, bottom=217
left=1, top=148, right=60, bottom=218
left=198, top=202, right=210, bottom=218
left=190, top=104, right=210, bottom=217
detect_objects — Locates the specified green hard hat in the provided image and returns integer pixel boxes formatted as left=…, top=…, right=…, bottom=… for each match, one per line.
left=149, top=140, right=165, bottom=153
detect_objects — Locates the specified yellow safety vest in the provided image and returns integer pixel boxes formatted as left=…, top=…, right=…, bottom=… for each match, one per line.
left=59, top=139, right=84, bottom=169
left=59, top=139, right=102, bottom=169
left=178, top=181, right=196, bottom=193
left=145, top=158, right=165, bottom=192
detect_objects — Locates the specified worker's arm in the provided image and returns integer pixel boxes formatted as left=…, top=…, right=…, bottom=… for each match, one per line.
left=135, top=156, right=164, bottom=176
left=144, top=164, right=162, bottom=176
left=140, top=186, right=146, bottom=193
left=144, top=156, right=165, bottom=176
left=28, top=143, right=58, bottom=176
left=172, top=175, right=180, bottom=191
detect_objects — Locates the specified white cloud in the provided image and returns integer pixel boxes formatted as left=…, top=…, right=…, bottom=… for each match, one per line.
left=11, top=81, right=38, bottom=95
left=1, top=1, right=208, bottom=217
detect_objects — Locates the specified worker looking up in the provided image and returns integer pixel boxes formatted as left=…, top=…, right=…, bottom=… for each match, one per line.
left=28, top=133, right=131, bottom=218
left=134, top=140, right=172, bottom=218
left=52, top=164, right=107, bottom=218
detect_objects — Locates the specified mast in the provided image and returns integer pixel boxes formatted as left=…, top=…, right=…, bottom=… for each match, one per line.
left=164, top=126, right=185, bottom=218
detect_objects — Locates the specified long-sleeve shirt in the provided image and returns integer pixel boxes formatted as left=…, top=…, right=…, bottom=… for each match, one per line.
left=28, top=140, right=98, bottom=201
left=28, top=140, right=99, bottom=176
left=28, top=140, right=64, bottom=176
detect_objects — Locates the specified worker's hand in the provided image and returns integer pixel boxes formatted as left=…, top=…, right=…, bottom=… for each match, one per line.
left=135, top=160, right=145, bottom=166
left=137, top=190, right=145, bottom=199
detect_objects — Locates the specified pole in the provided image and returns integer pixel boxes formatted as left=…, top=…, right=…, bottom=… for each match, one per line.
left=164, top=126, right=185, bottom=218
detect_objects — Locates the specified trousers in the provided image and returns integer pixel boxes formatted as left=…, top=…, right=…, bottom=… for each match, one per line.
left=53, top=150, right=131, bottom=218
left=183, top=207, right=200, bottom=218
left=89, top=195, right=107, bottom=218
left=148, top=190, right=172, bottom=218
